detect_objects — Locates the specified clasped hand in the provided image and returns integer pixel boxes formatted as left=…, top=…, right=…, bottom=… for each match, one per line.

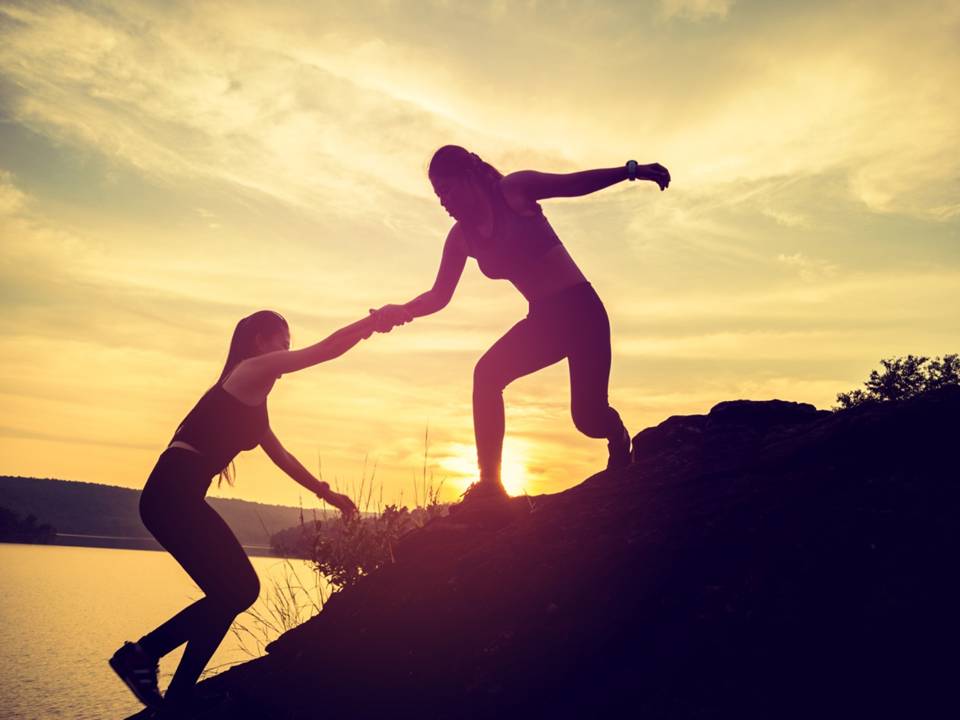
left=368, top=304, right=414, bottom=333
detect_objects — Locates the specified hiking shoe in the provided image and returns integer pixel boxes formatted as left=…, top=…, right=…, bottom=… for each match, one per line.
left=109, top=641, right=163, bottom=708
left=606, top=426, right=632, bottom=470
left=451, top=480, right=510, bottom=513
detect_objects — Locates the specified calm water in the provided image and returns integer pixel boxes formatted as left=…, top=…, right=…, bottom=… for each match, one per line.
left=0, top=543, right=327, bottom=720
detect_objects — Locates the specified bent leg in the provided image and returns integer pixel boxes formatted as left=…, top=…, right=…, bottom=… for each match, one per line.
left=565, top=292, right=626, bottom=442
left=160, top=501, right=258, bottom=700
left=568, top=344, right=625, bottom=440
left=473, top=317, right=564, bottom=483
left=139, top=477, right=259, bottom=701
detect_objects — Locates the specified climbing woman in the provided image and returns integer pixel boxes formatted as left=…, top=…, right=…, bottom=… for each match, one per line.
left=376, top=146, right=670, bottom=507
left=109, top=308, right=396, bottom=712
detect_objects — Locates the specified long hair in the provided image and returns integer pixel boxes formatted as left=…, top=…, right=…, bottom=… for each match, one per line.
left=218, top=310, right=289, bottom=383
left=215, top=310, right=288, bottom=486
left=428, top=145, right=504, bottom=200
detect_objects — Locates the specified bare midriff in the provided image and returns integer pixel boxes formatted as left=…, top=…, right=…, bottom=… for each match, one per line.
left=511, top=244, right=589, bottom=303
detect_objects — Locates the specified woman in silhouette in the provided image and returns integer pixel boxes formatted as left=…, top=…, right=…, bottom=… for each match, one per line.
left=378, top=147, right=670, bottom=505
left=109, top=309, right=394, bottom=711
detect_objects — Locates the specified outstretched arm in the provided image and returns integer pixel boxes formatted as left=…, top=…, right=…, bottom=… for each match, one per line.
left=374, top=224, right=468, bottom=327
left=261, top=427, right=357, bottom=516
left=502, top=162, right=670, bottom=202
left=243, top=313, right=380, bottom=381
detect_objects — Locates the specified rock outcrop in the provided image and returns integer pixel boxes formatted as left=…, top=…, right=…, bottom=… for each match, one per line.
left=169, top=388, right=960, bottom=719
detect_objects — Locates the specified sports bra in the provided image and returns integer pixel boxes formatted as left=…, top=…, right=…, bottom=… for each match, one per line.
left=460, top=183, right=562, bottom=282
left=169, top=383, right=268, bottom=475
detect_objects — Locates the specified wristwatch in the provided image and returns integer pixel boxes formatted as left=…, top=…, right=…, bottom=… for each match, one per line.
left=626, top=159, right=638, bottom=181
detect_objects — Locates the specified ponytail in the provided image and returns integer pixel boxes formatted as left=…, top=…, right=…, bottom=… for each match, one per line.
left=428, top=145, right=503, bottom=198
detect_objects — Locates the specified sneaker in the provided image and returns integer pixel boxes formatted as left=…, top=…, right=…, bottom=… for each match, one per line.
left=606, top=426, right=632, bottom=470
left=109, top=641, right=163, bottom=708
left=451, top=480, right=510, bottom=513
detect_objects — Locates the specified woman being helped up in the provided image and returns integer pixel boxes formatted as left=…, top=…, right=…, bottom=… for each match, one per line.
left=378, top=146, right=670, bottom=507
left=109, top=308, right=397, bottom=712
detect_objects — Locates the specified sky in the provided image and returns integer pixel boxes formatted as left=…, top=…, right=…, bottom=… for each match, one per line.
left=1, top=0, right=958, bottom=507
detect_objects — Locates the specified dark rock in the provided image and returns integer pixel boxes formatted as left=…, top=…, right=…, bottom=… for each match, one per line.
left=707, top=398, right=827, bottom=427
left=187, top=387, right=960, bottom=720
left=631, top=399, right=831, bottom=478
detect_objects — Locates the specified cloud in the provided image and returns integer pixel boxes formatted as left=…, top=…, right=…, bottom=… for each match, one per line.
left=761, top=207, right=807, bottom=228
left=614, top=270, right=960, bottom=326
left=617, top=329, right=846, bottom=360
left=0, top=2, right=454, bottom=219
left=0, top=424, right=155, bottom=451
left=660, top=0, right=733, bottom=22
left=0, top=0, right=957, bottom=502
left=2, top=0, right=957, bottom=223
left=776, top=252, right=837, bottom=283
left=0, top=171, right=27, bottom=214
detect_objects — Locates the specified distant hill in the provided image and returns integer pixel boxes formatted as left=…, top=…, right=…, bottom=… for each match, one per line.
left=0, top=476, right=331, bottom=554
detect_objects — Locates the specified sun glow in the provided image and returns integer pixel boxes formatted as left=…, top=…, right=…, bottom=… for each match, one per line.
left=438, top=441, right=531, bottom=498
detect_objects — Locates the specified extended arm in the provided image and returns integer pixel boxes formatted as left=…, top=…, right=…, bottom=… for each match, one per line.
left=243, top=314, right=378, bottom=380
left=502, top=162, right=670, bottom=202
left=375, top=225, right=468, bottom=326
left=261, top=427, right=357, bottom=515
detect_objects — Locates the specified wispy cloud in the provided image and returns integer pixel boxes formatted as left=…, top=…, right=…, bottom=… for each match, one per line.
left=660, top=0, right=734, bottom=22
left=0, top=0, right=957, bottom=503
left=0, top=171, right=26, bottom=214
left=0, top=424, right=156, bottom=451
left=776, top=252, right=837, bottom=283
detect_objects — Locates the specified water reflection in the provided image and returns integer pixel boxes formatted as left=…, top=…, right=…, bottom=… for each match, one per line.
left=0, top=543, right=325, bottom=720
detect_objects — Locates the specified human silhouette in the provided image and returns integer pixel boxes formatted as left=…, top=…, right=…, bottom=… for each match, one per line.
left=376, top=147, right=670, bottom=507
left=109, top=309, right=397, bottom=712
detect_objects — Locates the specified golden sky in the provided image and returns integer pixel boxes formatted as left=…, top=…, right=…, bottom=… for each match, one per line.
left=1, top=0, right=958, bottom=507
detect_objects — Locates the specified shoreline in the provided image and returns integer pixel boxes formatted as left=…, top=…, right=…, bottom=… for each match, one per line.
left=0, top=535, right=284, bottom=558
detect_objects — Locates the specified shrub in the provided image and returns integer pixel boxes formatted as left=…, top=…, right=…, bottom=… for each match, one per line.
left=0, top=505, right=56, bottom=543
left=836, top=354, right=959, bottom=409
left=235, top=431, right=451, bottom=660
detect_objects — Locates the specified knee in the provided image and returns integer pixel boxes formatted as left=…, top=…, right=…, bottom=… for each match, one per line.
left=571, top=403, right=611, bottom=439
left=138, top=491, right=164, bottom=538
left=216, top=567, right=260, bottom=615
left=234, top=570, right=260, bottom=613
left=138, top=495, right=155, bottom=531
left=473, top=357, right=506, bottom=395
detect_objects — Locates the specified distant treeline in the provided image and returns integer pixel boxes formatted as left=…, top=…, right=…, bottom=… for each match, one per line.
left=0, top=476, right=330, bottom=552
left=0, top=505, right=56, bottom=543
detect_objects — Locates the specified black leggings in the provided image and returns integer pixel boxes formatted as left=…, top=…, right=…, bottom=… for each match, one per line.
left=136, top=448, right=259, bottom=701
left=473, top=282, right=625, bottom=480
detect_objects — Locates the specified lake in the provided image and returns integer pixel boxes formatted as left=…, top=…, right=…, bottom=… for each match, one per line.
left=0, top=542, right=328, bottom=720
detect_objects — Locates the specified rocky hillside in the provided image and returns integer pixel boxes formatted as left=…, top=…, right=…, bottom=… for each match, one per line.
left=172, top=388, right=959, bottom=719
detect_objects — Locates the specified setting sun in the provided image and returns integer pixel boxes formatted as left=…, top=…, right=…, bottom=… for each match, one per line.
left=438, top=441, right=530, bottom=498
